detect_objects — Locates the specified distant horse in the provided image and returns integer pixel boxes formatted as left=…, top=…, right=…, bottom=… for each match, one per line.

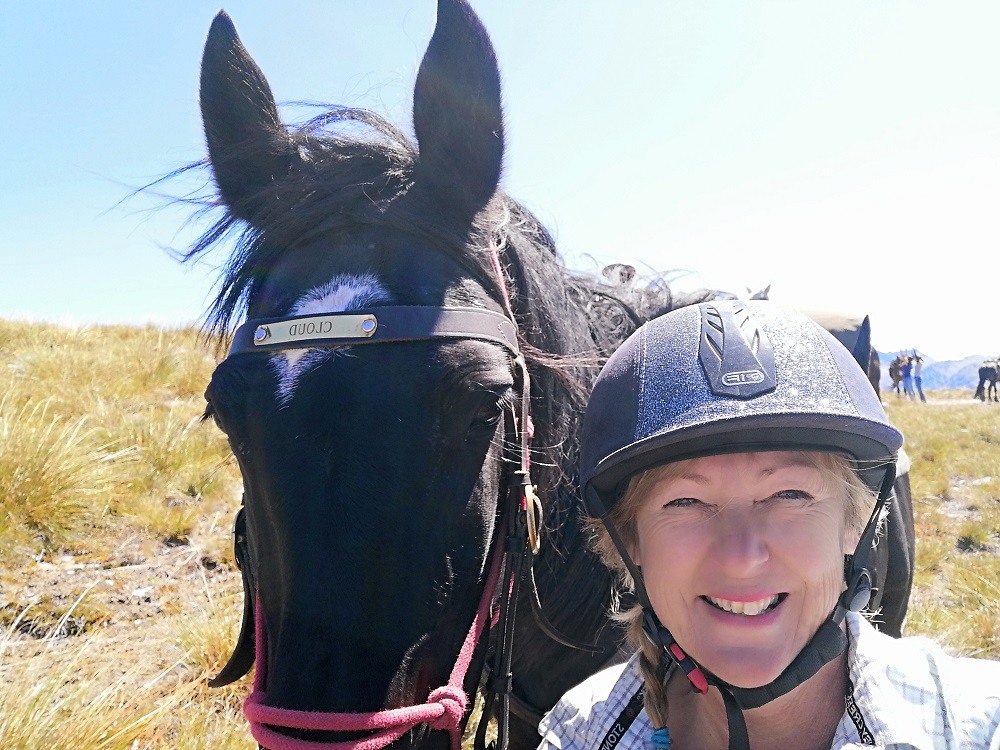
left=889, top=355, right=905, bottom=397
left=798, top=309, right=882, bottom=398
left=182, top=3, right=917, bottom=749
left=974, top=360, right=999, bottom=402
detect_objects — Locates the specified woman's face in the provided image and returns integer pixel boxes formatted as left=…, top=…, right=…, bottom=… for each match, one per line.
left=631, top=451, right=857, bottom=689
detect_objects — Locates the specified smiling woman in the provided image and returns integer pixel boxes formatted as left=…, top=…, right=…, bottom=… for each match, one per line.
left=538, top=300, right=1000, bottom=750
left=627, top=452, right=864, bottom=692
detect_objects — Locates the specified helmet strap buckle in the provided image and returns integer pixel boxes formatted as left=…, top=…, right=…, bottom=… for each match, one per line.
left=642, top=608, right=709, bottom=694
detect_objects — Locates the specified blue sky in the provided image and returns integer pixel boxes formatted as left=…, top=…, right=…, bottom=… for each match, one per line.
left=3, top=2, right=999, bottom=361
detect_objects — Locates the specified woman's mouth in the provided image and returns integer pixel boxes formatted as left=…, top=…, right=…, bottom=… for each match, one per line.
left=702, top=593, right=786, bottom=616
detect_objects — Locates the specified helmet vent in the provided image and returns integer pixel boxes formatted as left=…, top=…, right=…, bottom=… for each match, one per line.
left=698, top=303, right=777, bottom=399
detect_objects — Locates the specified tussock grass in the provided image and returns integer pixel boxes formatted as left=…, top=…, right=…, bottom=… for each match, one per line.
left=0, top=321, right=250, bottom=746
left=884, top=389, right=1000, bottom=658
left=0, top=393, right=130, bottom=556
left=0, top=324, right=997, bottom=748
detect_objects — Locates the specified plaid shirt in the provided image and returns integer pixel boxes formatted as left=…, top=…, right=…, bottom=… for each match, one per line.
left=537, top=612, right=1000, bottom=749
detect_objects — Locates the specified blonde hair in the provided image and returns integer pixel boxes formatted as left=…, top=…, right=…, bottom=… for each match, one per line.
left=586, top=451, right=881, bottom=728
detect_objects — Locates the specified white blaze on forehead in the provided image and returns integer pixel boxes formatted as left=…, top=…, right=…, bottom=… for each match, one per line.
left=272, top=273, right=391, bottom=401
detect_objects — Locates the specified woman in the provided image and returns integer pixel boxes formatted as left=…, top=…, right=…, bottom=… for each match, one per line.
left=538, top=301, right=1000, bottom=750
left=901, top=356, right=916, bottom=400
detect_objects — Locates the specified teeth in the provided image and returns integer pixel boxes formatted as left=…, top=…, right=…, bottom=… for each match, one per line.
left=707, top=595, right=780, bottom=616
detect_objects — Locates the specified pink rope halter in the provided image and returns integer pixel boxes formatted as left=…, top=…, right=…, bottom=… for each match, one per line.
left=243, top=524, right=506, bottom=750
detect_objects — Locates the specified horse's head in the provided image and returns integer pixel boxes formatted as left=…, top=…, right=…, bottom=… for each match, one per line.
left=197, top=2, right=523, bottom=746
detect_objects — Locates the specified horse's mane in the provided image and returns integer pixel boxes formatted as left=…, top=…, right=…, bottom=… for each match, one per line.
left=179, top=105, right=716, bottom=518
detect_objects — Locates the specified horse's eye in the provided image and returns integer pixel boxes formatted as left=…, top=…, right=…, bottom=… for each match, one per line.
left=203, top=399, right=221, bottom=428
left=211, top=410, right=226, bottom=433
left=470, top=401, right=504, bottom=432
left=203, top=401, right=229, bottom=435
left=469, top=391, right=511, bottom=434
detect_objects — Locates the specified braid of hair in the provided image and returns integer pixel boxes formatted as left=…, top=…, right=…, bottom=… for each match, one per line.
left=638, top=636, right=671, bottom=728
left=622, top=605, right=672, bottom=729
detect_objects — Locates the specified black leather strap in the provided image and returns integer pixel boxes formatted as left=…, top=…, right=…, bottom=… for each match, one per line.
left=229, top=306, right=519, bottom=356
left=208, top=506, right=256, bottom=687
left=714, top=619, right=847, bottom=710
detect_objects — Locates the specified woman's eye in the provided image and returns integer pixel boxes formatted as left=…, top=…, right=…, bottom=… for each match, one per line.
left=665, top=497, right=702, bottom=508
left=772, top=489, right=813, bottom=502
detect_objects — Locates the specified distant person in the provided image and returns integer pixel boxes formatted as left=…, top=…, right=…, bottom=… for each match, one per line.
left=901, top=356, right=915, bottom=399
left=912, top=354, right=926, bottom=402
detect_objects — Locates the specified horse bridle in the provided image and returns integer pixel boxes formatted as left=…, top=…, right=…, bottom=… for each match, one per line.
left=210, top=302, right=540, bottom=750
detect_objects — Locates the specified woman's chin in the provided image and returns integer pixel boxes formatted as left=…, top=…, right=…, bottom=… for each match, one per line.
left=716, top=672, right=782, bottom=689
left=698, top=647, right=792, bottom=689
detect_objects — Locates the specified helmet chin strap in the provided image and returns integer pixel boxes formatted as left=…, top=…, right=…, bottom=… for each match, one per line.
left=585, top=463, right=897, bottom=750
left=642, top=607, right=848, bottom=750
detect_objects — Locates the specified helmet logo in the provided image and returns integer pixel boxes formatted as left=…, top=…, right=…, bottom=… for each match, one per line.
left=699, top=304, right=777, bottom=399
left=722, top=370, right=765, bottom=386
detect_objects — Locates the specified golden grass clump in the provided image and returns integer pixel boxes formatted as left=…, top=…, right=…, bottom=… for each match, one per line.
left=0, top=594, right=255, bottom=750
left=0, top=393, right=130, bottom=555
left=0, top=320, right=252, bottom=747
left=0, top=605, right=189, bottom=750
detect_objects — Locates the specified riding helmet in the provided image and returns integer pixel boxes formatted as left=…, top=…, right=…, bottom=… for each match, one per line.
left=580, top=300, right=903, bottom=514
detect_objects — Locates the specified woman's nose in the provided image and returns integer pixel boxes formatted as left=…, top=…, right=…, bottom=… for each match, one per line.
left=710, top=509, right=770, bottom=575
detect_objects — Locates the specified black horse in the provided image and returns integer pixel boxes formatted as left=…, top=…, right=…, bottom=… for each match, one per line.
left=975, top=360, right=998, bottom=402
left=790, top=309, right=913, bottom=635
left=183, top=3, right=915, bottom=748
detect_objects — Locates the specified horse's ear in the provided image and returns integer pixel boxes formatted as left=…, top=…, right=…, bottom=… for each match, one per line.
left=851, top=315, right=873, bottom=372
left=412, top=0, right=504, bottom=220
left=199, top=11, right=297, bottom=221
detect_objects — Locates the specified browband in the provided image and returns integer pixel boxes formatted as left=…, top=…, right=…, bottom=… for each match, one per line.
left=228, top=306, right=520, bottom=357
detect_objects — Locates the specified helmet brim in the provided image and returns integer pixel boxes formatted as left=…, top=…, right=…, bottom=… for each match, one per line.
left=589, top=411, right=901, bottom=502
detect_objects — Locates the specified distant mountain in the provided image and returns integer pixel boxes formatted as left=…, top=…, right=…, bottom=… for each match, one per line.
left=877, top=352, right=990, bottom=391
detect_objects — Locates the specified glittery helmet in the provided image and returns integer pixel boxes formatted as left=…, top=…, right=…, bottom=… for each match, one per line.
left=580, top=300, right=903, bottom=510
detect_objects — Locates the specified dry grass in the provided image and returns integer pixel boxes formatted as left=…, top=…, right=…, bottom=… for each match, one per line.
left=0, top=323, right=997, bottom=749
left=0, top=600, right=193, bottom=750
left=882, top=389, right=1000, bottom=658
left=0, top=320, right=252, bottom=749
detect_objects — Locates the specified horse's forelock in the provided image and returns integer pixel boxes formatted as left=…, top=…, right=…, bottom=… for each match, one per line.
left=269, top=273, right=394, bottom=402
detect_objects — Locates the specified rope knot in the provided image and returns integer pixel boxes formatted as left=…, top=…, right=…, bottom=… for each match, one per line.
left=427, top=686, right=468, bottom=731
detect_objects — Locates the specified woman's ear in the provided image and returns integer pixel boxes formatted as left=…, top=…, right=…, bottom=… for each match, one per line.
left=627, top=540, right=641, bottom=567
left=842, top=524, right=863, bottom=555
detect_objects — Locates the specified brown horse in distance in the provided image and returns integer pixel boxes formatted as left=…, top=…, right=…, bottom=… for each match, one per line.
left=888, top=355, right=906, bottom=397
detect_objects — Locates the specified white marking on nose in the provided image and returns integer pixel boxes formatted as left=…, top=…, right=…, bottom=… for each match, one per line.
left=272, top=273, right=390, bottom=401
